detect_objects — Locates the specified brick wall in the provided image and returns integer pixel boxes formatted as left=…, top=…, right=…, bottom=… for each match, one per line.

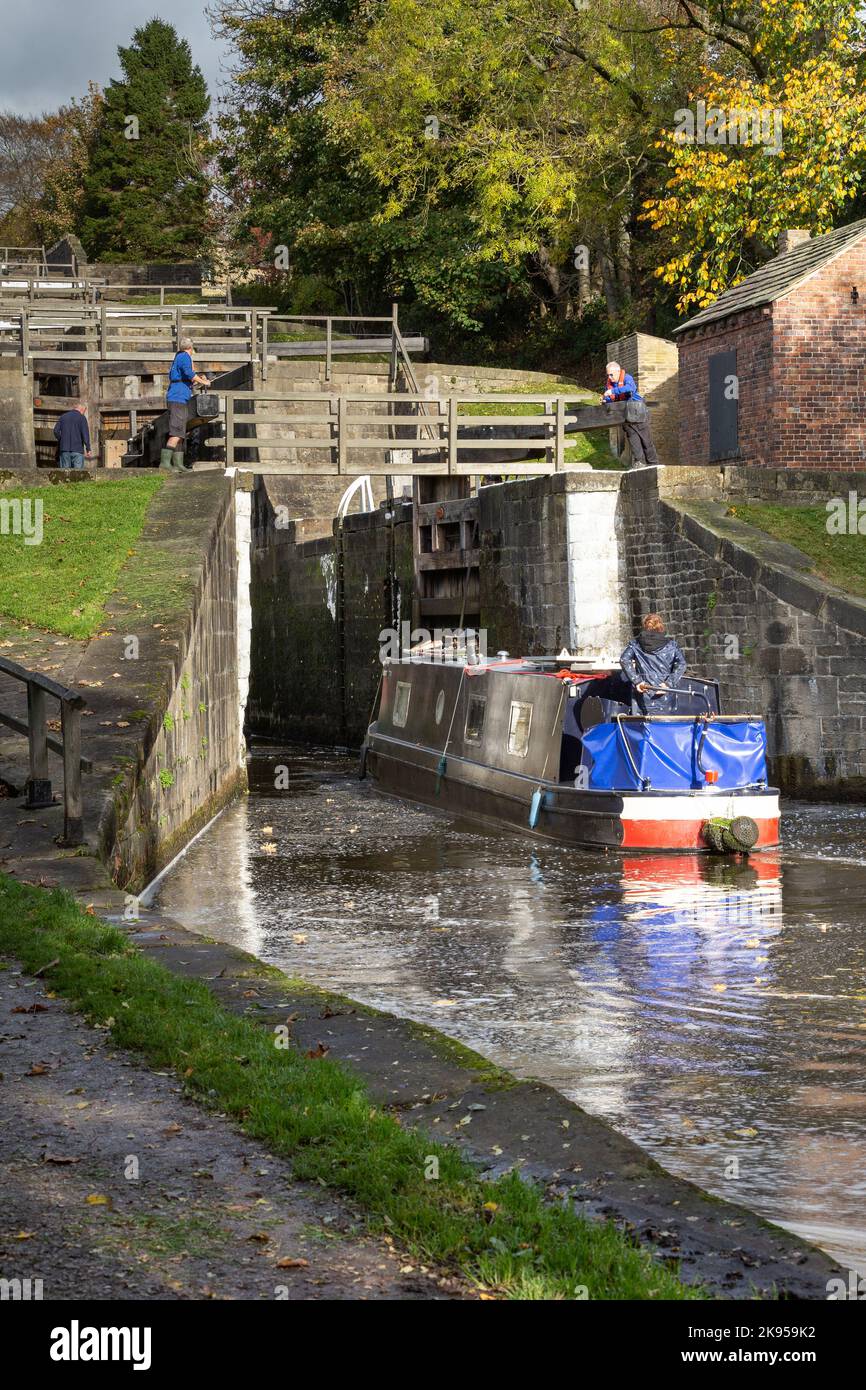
left=677, top=238, right=866, bottom=471
left=677, top=309, right=773, bottom=469
left=772, top=240, right=866, bottom=469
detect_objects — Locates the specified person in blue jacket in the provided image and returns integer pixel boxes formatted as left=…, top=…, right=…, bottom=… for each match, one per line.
left=620, top=613, right=686, bottom=712
left=602, top=360, right=659, bottom=467
left=53, top=404, right=92, bottom=469
left=163, top=336, right=211, bottom=471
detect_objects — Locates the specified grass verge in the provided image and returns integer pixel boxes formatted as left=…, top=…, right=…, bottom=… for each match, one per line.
left=732, top=502, right=866, bottom=600
left=0, top=477, right=164, bottom=637
left=0, top=875, right=701, bottom=1301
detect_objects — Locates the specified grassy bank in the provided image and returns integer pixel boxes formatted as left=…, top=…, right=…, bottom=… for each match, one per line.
left=0, top=875, right=701, bottom=1301
left=732, top=502, right=866, bottom=600
left=0, top=477, right=164, bottom=638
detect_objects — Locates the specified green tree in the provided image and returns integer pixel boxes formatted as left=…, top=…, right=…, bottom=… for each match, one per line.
left=215, top=0, right=703, bottom=340
left=80, top=19, right=212, bottom=262
left=643, top=0, right=866, bottom=313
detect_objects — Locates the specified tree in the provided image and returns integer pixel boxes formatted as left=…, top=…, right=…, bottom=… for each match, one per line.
left=642, top=0, right=866, bottom=312
left=39, top=85, right=104, bottom=247
left=214, top=0, right=702, bottom=336
left=0, top=110, right=66, bottom=245
left=80, top=19, right=212, bottom=262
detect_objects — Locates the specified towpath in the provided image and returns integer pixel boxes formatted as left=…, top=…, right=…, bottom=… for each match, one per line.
left=0, top=960, right=467, bottom=1300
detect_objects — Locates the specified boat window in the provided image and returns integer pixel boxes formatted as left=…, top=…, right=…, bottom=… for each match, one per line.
left=507, top=701, right=533, bottom=756
left=435, top=689, right=446, bottom=725
left=393, top=680, right=411, bottom=728
left=464, top=694, right=486, bottom=743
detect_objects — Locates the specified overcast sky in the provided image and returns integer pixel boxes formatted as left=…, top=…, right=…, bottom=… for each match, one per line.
left=0, top=1, right=233, bottom=117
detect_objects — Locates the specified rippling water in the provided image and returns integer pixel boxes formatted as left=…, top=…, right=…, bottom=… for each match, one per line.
left=157, top=749, right=866, bottom=1275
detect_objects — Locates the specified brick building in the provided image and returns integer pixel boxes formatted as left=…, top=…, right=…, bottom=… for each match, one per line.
left=674, top=220, right=866, bottom=470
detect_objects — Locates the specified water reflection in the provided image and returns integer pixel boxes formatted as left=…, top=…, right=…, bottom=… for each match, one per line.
left=157, top=749, right=866, bottom=1274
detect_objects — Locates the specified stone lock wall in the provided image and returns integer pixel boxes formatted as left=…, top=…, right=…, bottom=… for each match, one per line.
left=248, top=475, right=414, bottom=746
left=107, top=477, right=245, bottom=885
left=619, top=469, right=866, bottom=795
left=478, top=472, right=628, bottom=661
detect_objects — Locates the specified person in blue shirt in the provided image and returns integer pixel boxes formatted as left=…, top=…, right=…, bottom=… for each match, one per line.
left=163, top=336, right=210, bottom=471
left=602, top=360, right=659, bottom=468
left=53, top=404, right=92, bottom=469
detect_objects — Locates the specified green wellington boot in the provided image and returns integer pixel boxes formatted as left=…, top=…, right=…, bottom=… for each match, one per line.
left=172, top=450, right=189, bottom=471
left=159, top=448, right=175, bottom=470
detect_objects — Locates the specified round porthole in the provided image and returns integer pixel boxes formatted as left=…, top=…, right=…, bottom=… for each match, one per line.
left=435, top=689, right=446, bottom=724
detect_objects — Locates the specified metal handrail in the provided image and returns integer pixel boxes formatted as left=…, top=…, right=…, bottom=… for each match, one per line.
left=0, top=656, right=92, bottom=844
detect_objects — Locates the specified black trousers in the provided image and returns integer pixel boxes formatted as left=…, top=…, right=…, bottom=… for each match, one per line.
left=623, top=412, right=659, bottom=466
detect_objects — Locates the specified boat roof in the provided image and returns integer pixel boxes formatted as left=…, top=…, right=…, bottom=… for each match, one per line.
left=389, top=652, right=617, bottom=679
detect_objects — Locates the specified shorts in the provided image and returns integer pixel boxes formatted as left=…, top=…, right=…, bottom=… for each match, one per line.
left=168, top=400, right=190, bottom=438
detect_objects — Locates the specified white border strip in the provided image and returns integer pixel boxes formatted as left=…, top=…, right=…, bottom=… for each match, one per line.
left=619, top=793, right=779, bottom=821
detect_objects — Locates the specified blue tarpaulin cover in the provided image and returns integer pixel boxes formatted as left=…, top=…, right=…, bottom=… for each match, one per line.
left=580, top=718, right=768, bottom=792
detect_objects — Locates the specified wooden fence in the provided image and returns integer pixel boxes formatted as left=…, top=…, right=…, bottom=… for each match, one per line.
left=0, top=305, right=427, bottom=380
left=220, top=391, right=627, bottom=474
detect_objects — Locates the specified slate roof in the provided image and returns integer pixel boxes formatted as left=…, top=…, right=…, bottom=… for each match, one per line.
left=674, top=219, right=866, bottom=334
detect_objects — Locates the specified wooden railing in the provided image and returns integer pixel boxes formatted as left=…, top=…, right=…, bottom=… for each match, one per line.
left=0, top=305, right=427, bottom=381
left=0, top=246, right=47, bottom=275
left=0, top=279, right=212, bottom=306
left=0, top=305, right=273, bottom=375
left=219, top=391, right=628, bottom=474
left=0, top=656, right=91, bottom=845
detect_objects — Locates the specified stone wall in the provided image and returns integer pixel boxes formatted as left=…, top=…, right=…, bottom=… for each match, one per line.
left=44, top=236, right=201, bottom=289
left=478, top=473, right=628, bottom=660
left=89, top=475, right=246, bottom=887
left=619, top=469, right=866, bottom=795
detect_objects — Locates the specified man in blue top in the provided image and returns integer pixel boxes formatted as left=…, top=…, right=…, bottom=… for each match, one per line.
left=602, top=360, right=659, bottom=468
left=163, top=336, right=211, bottom=471
left=53, top=404, right=93, bottom=469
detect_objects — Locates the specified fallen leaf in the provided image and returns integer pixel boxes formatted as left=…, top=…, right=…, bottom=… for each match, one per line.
left=85, top=1194, right=111, bottom=1207
left=275, top=1257, right=309, bottom=1269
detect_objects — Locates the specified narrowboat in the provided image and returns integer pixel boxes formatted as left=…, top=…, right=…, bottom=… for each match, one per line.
left=362, top=652, right=780, bottom=852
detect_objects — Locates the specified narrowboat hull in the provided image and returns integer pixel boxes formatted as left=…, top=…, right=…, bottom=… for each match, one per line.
left=365, top=731, right=780, bottom=852
left=364, top=656, right=780, bottom=853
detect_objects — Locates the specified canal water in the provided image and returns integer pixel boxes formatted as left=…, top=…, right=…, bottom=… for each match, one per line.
left=157, top=747, right=866, bottom=1275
